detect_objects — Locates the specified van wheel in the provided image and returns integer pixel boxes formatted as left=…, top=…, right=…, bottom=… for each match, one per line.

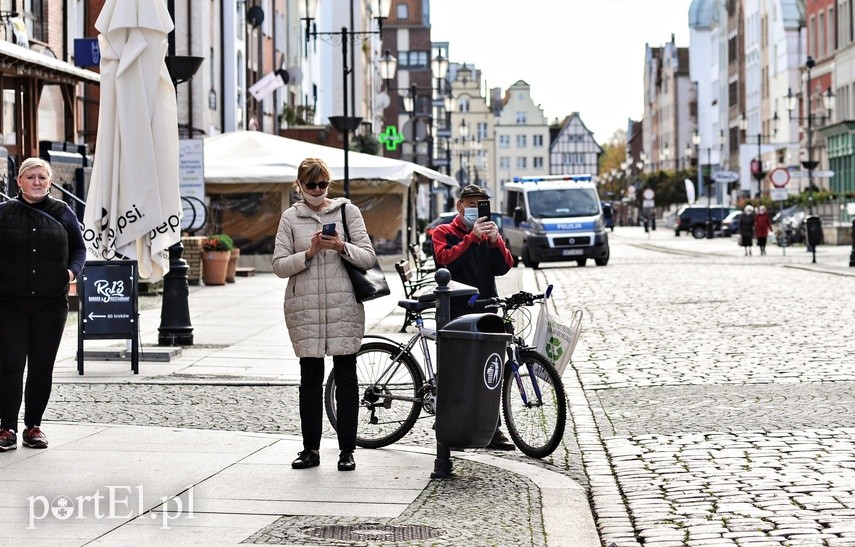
left=691, top=226, right=707, bottom=239
left=595, top=250, right=609, bottom=266
left=576, top=258, right=587, bottom=267
left=521, top=245, right=539, bottom=269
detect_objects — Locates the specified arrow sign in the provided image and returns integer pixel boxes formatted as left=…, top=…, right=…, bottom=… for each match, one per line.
left=711, top=170, right=740, bottom=183
left=87, top=312, right=106, bottom=321
left=789, top=170, right=835, bottom=178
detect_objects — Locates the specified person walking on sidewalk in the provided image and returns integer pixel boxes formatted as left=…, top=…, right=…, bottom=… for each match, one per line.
left=0, top=158, right=86, bottom=452
left=272, top=158, right=377, bottom=472
left=753, top=205, right=773, bottom=255
left=432, top=184, right=516, bottom=451
left=739, top=204, right=756, bottom=256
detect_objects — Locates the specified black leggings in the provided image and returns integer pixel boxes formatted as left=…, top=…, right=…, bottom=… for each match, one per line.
left=298, top=354, right=358, bottom=452
left=0, top=296, right=68, bottom=432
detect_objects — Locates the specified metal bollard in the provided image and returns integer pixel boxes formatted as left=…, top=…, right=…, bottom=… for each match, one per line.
left=431, top=268, right=454, bottom=479
left=850, top=219, right=855, bottom=267
left=158, top=241, right=194, bottom=345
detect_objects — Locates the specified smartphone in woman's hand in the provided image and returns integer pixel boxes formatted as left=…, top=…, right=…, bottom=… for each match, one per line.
left=322, top=223, right=336, bottom=236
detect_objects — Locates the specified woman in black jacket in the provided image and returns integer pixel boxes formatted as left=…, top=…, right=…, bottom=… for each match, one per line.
left=738, top=204, right=756, bottom=256
left=0, top=158, right=86, bottom=451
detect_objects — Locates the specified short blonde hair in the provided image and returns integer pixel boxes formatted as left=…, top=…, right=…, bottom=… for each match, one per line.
left=292, top=157, right=332, bottom=191
left=18, top=157, right=53, bottom=181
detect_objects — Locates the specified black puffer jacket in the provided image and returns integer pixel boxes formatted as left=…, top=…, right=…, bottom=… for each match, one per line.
left=0, top=197, right=82, bottom=297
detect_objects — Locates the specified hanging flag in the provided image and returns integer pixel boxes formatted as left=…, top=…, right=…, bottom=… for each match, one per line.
left=684, top=179, right=696, bottom=204
left=248, top=69, right=289, bottom=101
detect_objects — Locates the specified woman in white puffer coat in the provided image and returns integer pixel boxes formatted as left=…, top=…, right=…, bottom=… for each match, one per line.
left=272, top=158, right=377, bottom=472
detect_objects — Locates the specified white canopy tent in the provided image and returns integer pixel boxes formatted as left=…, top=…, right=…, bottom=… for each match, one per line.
left=202, top=131, right=457, bottom=268
left=206, top=130, right=456, bottom=186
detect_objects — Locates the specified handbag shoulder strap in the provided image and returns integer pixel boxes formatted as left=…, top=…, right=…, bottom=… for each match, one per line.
left=340, top=204, right=352, bottom=242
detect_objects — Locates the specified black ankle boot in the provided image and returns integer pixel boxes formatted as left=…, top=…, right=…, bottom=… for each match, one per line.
left=338, top=450, right=355, bottom=471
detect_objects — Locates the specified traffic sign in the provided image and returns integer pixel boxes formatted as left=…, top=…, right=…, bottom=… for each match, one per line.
left=770, top=188, right=789, bottom=201
left=643, top=188, right=655, bottom=200
left=769, top=167, right=790, bottom=188
left=789, top=170, right=835, bottom=178
left=711, top=170, right=739, bottom=183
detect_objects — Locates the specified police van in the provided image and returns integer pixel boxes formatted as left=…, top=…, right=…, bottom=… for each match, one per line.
left=502, top=174, right=611, bottom=268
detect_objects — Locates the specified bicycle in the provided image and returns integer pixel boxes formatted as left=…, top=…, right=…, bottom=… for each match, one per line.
left=324, top=286, right=568, bottom=459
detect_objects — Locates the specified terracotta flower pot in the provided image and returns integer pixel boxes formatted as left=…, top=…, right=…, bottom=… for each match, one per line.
left=201, top=251, right=230, bottom=286
left=226, top=248, right=240, bottom=283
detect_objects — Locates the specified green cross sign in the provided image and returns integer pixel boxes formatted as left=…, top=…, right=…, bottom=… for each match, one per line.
left=379, top=125, right=405, bottom=151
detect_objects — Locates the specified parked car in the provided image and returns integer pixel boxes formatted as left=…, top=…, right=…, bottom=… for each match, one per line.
left=421, top=211, right=503, bottom=256
left=721, top=211, right=742, bottom=237
left=674, top=205, right=738, bottom=239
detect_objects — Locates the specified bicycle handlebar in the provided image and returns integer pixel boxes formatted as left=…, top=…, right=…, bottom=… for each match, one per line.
left=467, top=284, right=553, bottom=311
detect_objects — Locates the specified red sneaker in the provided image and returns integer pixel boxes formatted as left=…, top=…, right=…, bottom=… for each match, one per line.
left=0, top=429, right=17, bottom=451
left=22, top=426, right=48, bottom=449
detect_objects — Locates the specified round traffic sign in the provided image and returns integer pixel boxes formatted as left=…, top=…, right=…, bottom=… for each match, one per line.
left=769, top=167, right=790, bottom=188
left=643, top=188, right=655, bottom=200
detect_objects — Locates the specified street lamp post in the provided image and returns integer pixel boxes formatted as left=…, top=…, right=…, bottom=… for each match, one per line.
left=739, top=112, right=779, bottom=198
left=305, top=1, right=391, bottom=198
left=786, top=56, right=835, bottom=216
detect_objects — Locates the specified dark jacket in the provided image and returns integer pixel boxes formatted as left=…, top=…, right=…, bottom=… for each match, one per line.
left=738, top=212, right=755, bottom=246
left=432, top=215, right=514, bottom=318
left=0, top=196, right=86, bottom=298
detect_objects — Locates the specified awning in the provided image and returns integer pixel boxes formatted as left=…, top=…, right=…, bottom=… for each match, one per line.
left=0, top=39, right=100, bottom=85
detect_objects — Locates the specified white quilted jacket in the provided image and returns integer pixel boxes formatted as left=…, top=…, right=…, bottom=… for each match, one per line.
left=272, top=198, right=377, bottom=358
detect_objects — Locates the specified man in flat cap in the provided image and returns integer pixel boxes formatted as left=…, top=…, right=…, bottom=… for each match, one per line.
left=431, top=184, right=516, bottom=450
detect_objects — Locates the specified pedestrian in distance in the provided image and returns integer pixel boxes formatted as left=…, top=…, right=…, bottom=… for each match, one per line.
left=739, top=204, right=756, bottom=256
left=0, top=158, right=86, bottom=452
left=272, top=158, right=377, bottom=472
left=753, top=205, right=773, bottom=256
left=432, top=183, right=517, bottom=451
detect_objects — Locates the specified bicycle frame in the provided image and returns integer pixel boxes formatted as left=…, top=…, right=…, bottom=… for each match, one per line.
left=501, top=314, right=547, bottom=408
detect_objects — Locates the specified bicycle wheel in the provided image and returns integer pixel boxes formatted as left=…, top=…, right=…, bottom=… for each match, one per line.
left=502, top=349, right=567, bottom=459
left=324, top=342, right=424, bottom=449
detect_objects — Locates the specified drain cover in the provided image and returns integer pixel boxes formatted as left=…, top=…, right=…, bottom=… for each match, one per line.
left=302, top=524, right=444, bottom=542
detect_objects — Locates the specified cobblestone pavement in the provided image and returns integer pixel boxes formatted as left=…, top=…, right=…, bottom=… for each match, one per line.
left=45, top=230, right=855, bottom=546
left=537, top=232, right=855, bottom=547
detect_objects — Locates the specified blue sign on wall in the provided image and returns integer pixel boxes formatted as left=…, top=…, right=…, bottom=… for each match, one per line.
left=73, top=38, right=100, bottom=67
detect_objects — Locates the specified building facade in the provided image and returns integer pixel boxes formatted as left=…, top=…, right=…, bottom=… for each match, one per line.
left=492, top=80, right=549, bottom=193
left=549, top=112, right=602, bottom=175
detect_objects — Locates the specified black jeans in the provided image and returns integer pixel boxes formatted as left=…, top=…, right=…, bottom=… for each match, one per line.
left=0, top=296, right=68, bottom=432
left=298, top=354, right=358, bottom=452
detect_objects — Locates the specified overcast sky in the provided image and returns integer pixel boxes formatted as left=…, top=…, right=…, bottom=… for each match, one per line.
left=429, top=0, right=693, bottom=145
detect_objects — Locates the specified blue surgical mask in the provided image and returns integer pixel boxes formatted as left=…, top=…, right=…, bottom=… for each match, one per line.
left=463, top=207, right=479, bottom=229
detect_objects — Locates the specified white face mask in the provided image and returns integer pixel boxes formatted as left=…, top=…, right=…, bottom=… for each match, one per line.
left=303, top=191, right=327, bottom=207
left=462, top=207, right=479, bottom=229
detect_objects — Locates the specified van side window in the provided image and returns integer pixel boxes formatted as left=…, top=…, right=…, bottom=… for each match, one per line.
left=505, top=190, right=519, bottom=216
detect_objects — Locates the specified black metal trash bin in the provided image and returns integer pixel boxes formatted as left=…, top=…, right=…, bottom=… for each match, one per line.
left=804, top=215, right=823, bottom=248
left=435, top=313, right=511, bottom=448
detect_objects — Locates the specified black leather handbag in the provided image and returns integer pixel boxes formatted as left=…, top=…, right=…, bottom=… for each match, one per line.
left=340, top=205, right=390, bottom=303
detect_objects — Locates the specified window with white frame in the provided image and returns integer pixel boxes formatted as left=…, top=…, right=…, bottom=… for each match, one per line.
left=498, top=135, right=510, bottom=148
left=516, top=157, right=527, bottom=169
left=515, top=111, right=526, bottom=124
left=516, top=134, right=527, bottom=147
left=533, top=134, right=543, bottom=147
left=499, top=157, right=510, bottom=169
left=477, top=122, right=487, bottom=140
left=533, top=157, right=543, bottom=168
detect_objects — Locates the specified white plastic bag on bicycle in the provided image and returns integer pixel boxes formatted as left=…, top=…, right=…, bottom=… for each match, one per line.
left=532, top=302, right=582, bottom=376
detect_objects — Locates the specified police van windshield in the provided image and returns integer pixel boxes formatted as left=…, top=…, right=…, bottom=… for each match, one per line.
left=528, top=188, right=600, bottom=218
